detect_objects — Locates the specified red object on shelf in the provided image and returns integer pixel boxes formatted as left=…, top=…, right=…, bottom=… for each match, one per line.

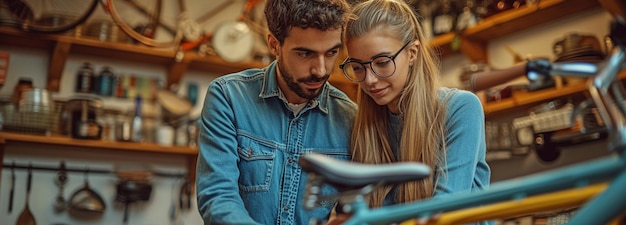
left=0, top=51, right=9, bottom=87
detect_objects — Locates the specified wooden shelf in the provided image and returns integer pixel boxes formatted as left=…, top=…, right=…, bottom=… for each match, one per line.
left=483, top=84, right=587, bottom=115
left=483, top=71, right=626, bottom=115
left=0, top=26, right=266, bottom=91
left=464, top=0, right=600, bottom=41
left=0, top=131, right=197, bottom=155
left=428, top=0, right=601, bottom=62
left=0, top=131, right=199, bottom=183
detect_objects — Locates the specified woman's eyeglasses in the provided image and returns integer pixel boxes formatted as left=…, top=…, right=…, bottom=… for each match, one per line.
left=340, top=41, right=411, bottom=82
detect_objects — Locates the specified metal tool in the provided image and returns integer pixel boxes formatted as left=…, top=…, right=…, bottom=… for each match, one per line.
left=179, top=177, right=191, bottom=210
left=54, top=161, right=69, bottom=213
left=8, top=161, right=15, bottom=213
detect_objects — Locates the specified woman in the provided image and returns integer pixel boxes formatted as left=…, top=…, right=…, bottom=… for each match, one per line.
left=334, top=0, right=491, bottom=223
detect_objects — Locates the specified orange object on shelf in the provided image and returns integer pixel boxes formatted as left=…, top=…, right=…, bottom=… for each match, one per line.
left=0, top=51, right=9, bottom=87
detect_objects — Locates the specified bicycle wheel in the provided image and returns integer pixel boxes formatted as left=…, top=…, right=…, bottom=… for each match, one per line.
left=104, top=0, right=182, bottom=48
left=0, top=0, right=97, bottom=33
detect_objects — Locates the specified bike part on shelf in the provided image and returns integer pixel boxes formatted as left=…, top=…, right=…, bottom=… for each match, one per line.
left=104, top=0, right=182, bottom=48
left=178, top=0, right=235, bottom=51
left=0, top=0, right=98, bottom=34
left=211, top=0, right=262, bottom=62
left=177, top=0, right=200, bottom=42
left=212, top=20, right=255, bottom=62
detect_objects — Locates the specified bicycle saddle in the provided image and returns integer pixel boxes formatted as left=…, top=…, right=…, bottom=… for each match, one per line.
left=298, top=153, right=431, bottom=189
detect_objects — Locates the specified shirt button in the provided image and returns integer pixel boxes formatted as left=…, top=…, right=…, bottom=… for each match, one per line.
left=288, top=158, right=294, bottom=163
left=284, top=206, right=289, bottom=211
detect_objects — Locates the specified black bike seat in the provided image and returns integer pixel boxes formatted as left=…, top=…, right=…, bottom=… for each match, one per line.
left=298, top=153, right=431, bottom=189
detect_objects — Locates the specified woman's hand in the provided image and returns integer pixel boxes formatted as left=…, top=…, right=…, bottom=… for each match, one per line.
left=326, top=213, right=351, bottom=225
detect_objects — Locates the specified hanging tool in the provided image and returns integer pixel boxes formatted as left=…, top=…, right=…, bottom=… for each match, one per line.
left=8, top=161, right=15, bottom=213
left=16, top=163, right=36, bottom=225
left=179, top=177, right=191, bottom=211
left=54, top=161, right=69, bottom=213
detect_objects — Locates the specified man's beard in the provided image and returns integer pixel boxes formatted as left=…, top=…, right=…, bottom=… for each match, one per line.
left=278, top=60, right=330, bottom=100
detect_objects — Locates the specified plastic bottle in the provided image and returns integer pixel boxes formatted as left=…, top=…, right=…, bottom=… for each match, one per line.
left=75, top=62, right=94, bottom=93
left=432, top=0, right=457, bottom=36
left=96, top=66, right=115, bottom=96
left=131, top=95, right=143, bottom=142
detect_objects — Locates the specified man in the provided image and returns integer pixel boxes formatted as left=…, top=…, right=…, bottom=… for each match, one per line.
left=195, top=0, right=356, bottom=224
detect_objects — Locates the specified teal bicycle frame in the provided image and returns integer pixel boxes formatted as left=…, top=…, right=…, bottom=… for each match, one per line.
left=340, top=154, right=626, bottom=225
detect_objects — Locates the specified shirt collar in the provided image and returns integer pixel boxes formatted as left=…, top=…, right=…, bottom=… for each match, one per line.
left=259, top=61, right=330, bottom=114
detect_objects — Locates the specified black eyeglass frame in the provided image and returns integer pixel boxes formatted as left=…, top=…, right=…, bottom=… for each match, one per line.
left=339, top=41, right=412, bottom=82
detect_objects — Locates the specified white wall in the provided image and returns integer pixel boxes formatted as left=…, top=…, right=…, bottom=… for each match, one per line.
left=0, top=2, right=616, bottom=224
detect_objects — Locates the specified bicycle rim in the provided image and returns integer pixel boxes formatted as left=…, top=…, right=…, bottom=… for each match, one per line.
left=105, top=0, right=181, bottom=48
left=0, top=0, right=97, bottom=34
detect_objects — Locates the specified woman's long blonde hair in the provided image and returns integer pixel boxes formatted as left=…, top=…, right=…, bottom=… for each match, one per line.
left=345, top=0, right=447, bottom=207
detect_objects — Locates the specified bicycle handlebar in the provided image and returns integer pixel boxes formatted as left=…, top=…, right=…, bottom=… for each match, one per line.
left=471, top=48, right=625, bottom=153
left=469, top=63, right=526, bottom=92
left=468, top=58, right=592, bottom=92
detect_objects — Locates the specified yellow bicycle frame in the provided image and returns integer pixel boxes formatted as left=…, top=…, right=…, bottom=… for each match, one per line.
left=399, top=183, right=622, bottom=225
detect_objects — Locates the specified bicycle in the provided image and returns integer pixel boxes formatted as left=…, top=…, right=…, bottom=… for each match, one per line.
left=298, top=0, right=626, bottom=224
left=1, top=0, right=266, bottom=52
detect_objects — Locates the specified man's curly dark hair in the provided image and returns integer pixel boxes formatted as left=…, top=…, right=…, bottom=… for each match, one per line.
left=264, top=0, right=350, bottom=45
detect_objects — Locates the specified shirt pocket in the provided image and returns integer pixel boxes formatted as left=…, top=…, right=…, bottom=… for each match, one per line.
left=237, top=137, right=275, bottom=193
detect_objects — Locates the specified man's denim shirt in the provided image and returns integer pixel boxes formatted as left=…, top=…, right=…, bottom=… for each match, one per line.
left=196, top=61, right=357, bottom=225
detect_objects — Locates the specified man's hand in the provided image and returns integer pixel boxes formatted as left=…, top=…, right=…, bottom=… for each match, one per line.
left=418, top=212, right=442, bottom=225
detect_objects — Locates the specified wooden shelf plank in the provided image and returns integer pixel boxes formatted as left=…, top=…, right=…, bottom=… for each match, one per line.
left=484, top=71, right=626, bottom=116
left=464, top=0, right=601, bottom=41
left=513, top=83, right=588, bottom=105
left=484, top=83, right=587, bottom=115
left=483, top=99, right=516, bottom=114
left=187, top=51, right=266, bottom=75
left=427, top=0, right=601, bottom=58
left=429, top=32, right=456, bottom=58
left=0, top=26, right=266, bottom=87
left=0, top=131, right=197, bottom=156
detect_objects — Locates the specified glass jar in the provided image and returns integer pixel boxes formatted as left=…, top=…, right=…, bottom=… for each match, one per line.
left=12, top=77, right=34, bottom=105
left=75, top=62, right=94, bottom=93
left=432, top=0, right=458, bottom=36
left=95, top=66, right=115, bottom=96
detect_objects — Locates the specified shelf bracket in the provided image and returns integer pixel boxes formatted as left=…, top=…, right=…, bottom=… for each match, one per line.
left=167, top=56, right=191, bottom=90
left=460, top=37, right=488, bottom=63
left=47, top=40, right=72, bottom=92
